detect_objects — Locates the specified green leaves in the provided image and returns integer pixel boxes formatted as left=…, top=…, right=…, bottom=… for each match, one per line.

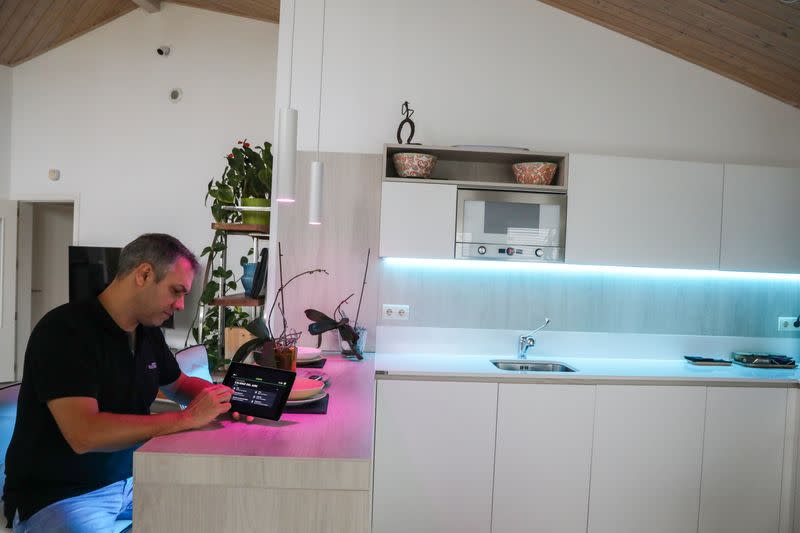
left=200, top=280, right=219, bottom=304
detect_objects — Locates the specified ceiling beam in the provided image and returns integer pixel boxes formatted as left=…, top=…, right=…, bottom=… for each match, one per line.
left=131, top=0, right=160, bottom=13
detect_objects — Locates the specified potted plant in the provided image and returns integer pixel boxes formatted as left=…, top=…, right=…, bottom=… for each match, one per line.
left=207, top=139, right=272, bottom=227
left=186, top=139, right=273, bottom=372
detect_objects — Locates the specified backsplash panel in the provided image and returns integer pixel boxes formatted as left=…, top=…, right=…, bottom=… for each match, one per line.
left=378, top=261, right=800, bottom=338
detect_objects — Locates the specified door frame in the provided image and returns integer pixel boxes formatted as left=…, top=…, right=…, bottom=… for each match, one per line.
left=13, top=193, right=80, bottom=380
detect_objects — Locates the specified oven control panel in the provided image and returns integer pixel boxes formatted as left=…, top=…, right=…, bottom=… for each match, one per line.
left=457, top=243, right=563, bottom=262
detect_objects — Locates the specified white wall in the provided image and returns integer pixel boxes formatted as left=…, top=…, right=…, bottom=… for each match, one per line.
left=282, top=0, right=800, bottom=165
left=10, top=3, right=279, bottom=256
left=0, top=66, right=10, bottom=198
left=270, top=0, right=800, bottom=350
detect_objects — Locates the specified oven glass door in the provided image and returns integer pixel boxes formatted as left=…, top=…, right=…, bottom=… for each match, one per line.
left=456, top=190, right=566, bottom=247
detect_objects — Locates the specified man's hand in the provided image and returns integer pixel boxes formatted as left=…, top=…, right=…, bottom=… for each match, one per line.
left=180, top=384, right=232, bottom=429
left=231, top=411, right=255, bottom=423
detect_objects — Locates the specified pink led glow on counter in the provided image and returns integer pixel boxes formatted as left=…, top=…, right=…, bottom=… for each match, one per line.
left=138, top=355, right=374, bottom=460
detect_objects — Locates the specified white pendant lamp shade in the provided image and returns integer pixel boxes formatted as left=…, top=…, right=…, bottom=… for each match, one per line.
left=276, top=108, right=298, bottom=203
left=309, top=161, right=323, bottom=225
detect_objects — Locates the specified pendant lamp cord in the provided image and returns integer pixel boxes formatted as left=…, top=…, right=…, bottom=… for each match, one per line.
left=316, top=0, right=327, bottom=160
left=288, top=0, right=297, bottom=108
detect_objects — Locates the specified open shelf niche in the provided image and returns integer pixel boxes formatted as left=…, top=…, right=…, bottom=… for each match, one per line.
left=382, top=144, right=569, bottom=193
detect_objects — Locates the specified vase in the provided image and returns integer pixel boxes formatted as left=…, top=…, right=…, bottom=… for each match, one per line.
left=241, top=262, right=257, bottom=294
left=241, top=197, right=270, bottom=227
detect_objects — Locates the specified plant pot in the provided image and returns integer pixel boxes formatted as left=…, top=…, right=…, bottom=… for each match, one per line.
left=241, top=197, right=270, bottom=227
left=274, top=345, right=297, bottom=372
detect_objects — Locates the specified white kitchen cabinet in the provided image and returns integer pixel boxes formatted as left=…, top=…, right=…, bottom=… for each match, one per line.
left=379, top=181, right=457, bottom=259
left=698, top=387, right=787, bottom=533
left=566, top=154, right=724, bottom=269
left=492, top=383, right=595, bottom=533
left=720, top=164, right=800, bottom=273
left=372, top=379, right=498, bottom=533
left=588, top=385, right=706, bottom=533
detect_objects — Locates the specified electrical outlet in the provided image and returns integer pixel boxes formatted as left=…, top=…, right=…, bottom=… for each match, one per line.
left=777, top=317, right=800, bottom=331
left=383, top=304, right=410, bottom=321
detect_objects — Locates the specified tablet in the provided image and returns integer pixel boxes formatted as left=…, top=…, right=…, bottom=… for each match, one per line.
left=222, top=362, right=296, bottom=420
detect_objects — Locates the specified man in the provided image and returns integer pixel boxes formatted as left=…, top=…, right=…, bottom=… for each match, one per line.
left=3, top=233, right=241, bottom=532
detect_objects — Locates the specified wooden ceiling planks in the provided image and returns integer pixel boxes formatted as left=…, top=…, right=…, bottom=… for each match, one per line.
left=539, top=0, right=800, bottom=107
left=0, top=0, right=136, bottom=66
left=0, top=0, right=278, bottom=67
left=169, top=0, right=279, bottom=23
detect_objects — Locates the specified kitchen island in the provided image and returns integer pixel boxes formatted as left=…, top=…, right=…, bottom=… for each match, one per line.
left=133, top=355, right=374, bottom=533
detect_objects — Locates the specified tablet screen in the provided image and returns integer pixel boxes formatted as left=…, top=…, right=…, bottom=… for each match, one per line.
left=223, top=362, right=296, bottom=421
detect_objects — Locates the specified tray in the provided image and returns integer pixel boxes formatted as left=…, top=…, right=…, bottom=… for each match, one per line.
left=732, top=361, right=797, bottom=369
left=684, top=356, right=731, bottom=366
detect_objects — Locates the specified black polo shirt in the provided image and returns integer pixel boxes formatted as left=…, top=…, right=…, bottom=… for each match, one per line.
left=3, top=298, right=182, bottom=524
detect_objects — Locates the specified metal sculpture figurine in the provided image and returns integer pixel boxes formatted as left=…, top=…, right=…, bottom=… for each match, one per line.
left=396, top=101, right=420, bottom=145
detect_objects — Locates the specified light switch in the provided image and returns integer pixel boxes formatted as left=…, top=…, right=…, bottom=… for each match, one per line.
left=48, top=169, right=60, bottom=181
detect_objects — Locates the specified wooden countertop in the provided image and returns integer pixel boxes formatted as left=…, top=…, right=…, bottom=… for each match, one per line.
left=137, top=355, right=375, bottom=460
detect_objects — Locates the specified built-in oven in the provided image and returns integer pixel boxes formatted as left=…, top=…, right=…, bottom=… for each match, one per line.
left=455, top=189, right=567, bottom=261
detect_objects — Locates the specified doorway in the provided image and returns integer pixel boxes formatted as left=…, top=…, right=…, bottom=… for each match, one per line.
left=16, top=202, right=75, bottom=380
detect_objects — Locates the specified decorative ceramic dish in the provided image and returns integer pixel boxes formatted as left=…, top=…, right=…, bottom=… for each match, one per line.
left=392, top=152, right=437, bottom=178
left=512, top=162, right=558, bottom=185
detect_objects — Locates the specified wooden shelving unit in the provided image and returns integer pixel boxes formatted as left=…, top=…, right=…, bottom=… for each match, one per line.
left=211, top=222, right=270, bottom=236
left=210, top=293, right=265, bottom=307
left=383, top=144, right=569, bottom=193
left=200, top=222, right=270, bottom=360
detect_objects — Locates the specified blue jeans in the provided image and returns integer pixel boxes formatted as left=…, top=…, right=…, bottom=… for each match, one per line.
left=13, top=477, right=133, bottom=533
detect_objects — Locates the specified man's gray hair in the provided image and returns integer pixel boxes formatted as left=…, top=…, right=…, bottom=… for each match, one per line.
left=116, top=233, right=200, bottom=281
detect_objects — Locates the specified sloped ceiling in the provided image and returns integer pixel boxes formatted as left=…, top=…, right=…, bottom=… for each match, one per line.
left=538, top=0, right=800, bottom=108
left=0, top=0, right=279, bottom=67
left=1, top=0, right=798, bottom=108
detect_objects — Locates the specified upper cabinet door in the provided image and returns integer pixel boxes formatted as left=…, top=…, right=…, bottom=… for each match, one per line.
left=566, top=154, right=724, bottom=269
left=379, top=181, right=457, bottom=259
left=720, top=164, right=800, bottom=273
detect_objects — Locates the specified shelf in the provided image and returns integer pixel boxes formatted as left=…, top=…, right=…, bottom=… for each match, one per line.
left=211, top=223, right=270, bottom=237
left=383, top=143, right=569, bottom=190
left=221, top=205, right=271, bottom=212
left=210, top=293, right=265, bottom=307
left=384, top=177, right=567, bottom=194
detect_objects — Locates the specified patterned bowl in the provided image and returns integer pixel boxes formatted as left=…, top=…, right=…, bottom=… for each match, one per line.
left=512, top=162, right=558, bottom=185
left=392, top=152, right=438, bottom=178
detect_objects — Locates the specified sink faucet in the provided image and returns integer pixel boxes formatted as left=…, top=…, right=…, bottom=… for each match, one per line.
left=518, top=318, right=550, bottom=359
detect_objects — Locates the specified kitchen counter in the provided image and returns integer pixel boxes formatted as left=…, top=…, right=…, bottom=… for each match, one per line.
left=375, top=353, right=800, bottom=386
left=133, top=355, right=374, bottom=533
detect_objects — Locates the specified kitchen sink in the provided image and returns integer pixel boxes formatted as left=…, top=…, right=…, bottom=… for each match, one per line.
left=491, top=360, right=577, bottom=372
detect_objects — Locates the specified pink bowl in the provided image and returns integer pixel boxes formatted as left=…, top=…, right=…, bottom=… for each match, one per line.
left=392, top=152, right=438, bottom=178
left=512, top=162, right=558, bottom=185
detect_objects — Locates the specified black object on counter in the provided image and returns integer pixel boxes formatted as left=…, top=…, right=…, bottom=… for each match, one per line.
left=297, top=357, right=327, bottom=369
left=684, top=356, right=732, bottom=366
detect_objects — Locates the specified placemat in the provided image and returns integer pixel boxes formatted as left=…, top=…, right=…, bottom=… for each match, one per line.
left=297, top=357, right=327, bottom=369
left=284, top=394, right=329, bottom=414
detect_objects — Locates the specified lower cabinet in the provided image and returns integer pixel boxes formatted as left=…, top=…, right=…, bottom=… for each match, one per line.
left=588, top=385, right=706, bottom=533
left=372, top=380, right=498, bottom=533
left=698, top=387, right=787, bottom=533
left=492, top=383, right=595, bottom=533
left=372, top=381, right=794, bottom=533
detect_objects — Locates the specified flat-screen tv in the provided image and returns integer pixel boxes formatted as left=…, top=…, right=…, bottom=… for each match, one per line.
left=68, top=246, right=174, bottom=328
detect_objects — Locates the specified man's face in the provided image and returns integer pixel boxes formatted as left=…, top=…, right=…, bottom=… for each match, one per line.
left=136, top=256, right=195, bottom=327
